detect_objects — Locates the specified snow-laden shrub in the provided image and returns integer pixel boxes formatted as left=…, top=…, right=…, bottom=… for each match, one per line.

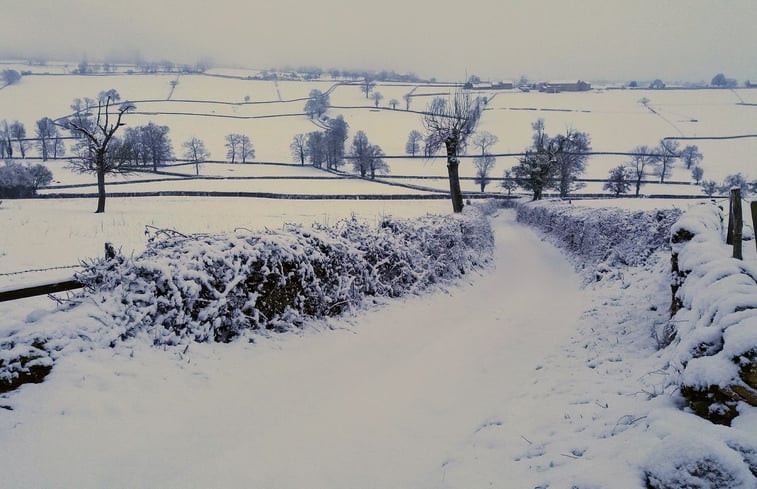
left=665, top=202, right=757, bottom=424
left=516, top=200, right=682, bottom=269
left=74, top=209, right=493, bottom=345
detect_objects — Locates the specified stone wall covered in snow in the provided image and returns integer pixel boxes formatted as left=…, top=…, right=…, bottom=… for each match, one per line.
left=665, top=202, right=757, bottom=424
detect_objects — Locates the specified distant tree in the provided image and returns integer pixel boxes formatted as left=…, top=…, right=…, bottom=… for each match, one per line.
left=405, top=130, right=423, bottom=156
left=0, top=120, right=12, bottom=158
left=371, top=91, right=384, bottom=107
left=182, top=137, right=209, bottom=175
left=551, top=129, right=590, bottom=198
left=701, top=180, right=719, bottom=197
left=679, top=144, right=703, bottom=169
left=306, top=131, right=326, bottom=168
left=290, top=133, right=308, bottom=165
left=711, top=73, right=727, bottom=87
left=64, top=92, right=135, bottom=213
left=35, top=117, right=64, bottom=161
left=350, top=130, right=371, bottom=177
left=472, top=131, right=498, bottom=156
left=225, top=134, right=241, bottom=163
left=324, top=115, right=349, bottom=169
left=691, top=166, right=704, bottom=184
left=473, top=154, right=496, bottom=192
left=361, top=77, right=376, bottom=98
left=422, top=90, right=482, bottom=212
left=0, top=161, right=36, bottom=198
left=628, top=81, right=638, bottom=88
left=2, top=69, right=21, bottom=86
left=649, top=79, right=665, bottom=89
left=627, top=145, right=657, bottom=196
left=403, top=93, right=412, bottom=110
left=238, top=135, right=255, bottom=163
left=500, top=169, right=518, bottom=196
left=135, top=122, right=173, bottom=171
left=720, top=173, right=750, bottom=196
left=304, top=89, right=329, bottom=118
left=28, top=164, right=53, bottom=189
left=9, top=121, right=27, bottom=158
left=510, top=119, right=561, bottom=201
left=654, top=139, right=679, bottom=183
left=366, top=144, right=389, bottom=179
left=638, top=97, right=651, bottom=107
left=388, top=98, right=399, bottom=109
left=604, top=165, right=631, bottom=197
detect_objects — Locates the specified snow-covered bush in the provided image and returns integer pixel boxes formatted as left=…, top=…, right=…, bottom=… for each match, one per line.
left=665, top=202, right=757, bottom=424
left=516, top=200, right=681, bottom=270
left=73, top=208, right=493, bottom=345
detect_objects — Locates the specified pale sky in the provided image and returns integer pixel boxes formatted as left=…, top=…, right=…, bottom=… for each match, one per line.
left=2, top=0, right=756, bottom=83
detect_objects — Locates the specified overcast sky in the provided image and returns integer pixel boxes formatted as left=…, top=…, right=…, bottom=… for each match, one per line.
left=2, top=0, right=755, bottom=82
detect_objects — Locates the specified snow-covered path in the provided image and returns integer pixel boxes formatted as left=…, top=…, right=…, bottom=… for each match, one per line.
left=0, top=211, right=586, bottom=488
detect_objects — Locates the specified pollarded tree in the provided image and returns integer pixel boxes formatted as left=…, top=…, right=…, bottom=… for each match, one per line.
left=405, top=130, right=423, bottom=156
left=472, top=131, right=498, bottom=156
left=654, top=139, right=679, bottom=183
left=182, top=137, right=210, bottom=176
left=422, top=90, right=482, bottom=212
left=65, top=91, right=136, bottom=213
left=604, top=165, right=631, bottom=197
left=473, top=155, right=496, bottom=192
left=371, top=91, right=384, bottom=107
left=290, top=133, right=308, bottom=165
left=627, top=145, right=657, bottom=197
left=679, top=144, right=703, bottom=170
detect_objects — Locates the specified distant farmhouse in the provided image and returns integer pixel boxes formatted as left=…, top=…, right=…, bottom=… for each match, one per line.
left=465, top=80, right=514, bottom=90
left=535, top=80, right=592, bottom=92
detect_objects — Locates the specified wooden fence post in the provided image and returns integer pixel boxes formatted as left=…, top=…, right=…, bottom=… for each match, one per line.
left=752, top=201, right=757, bottom=256
left=730, top=188, right=742, bottom=260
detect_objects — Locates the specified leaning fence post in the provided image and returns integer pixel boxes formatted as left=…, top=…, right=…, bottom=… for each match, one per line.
left=729, top=188, right=742, bottom=260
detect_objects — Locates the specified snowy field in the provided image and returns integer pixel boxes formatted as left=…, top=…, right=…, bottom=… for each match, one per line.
left=2, top=68, right=757, bottom=487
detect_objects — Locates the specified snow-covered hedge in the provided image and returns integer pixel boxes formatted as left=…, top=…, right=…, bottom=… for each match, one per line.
left=665, top=202, right=757, bottom=424
left=516, top=200, right=682, bottom=270
left=79, top=208, right=494, bottom=344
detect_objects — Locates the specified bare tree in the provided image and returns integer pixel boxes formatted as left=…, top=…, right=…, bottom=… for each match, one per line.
left=65, top=92, right=135, bottom=213
left=182, top=137, right=209, bottom=175
left=626, top=145, right=657, bottom=197
left=290, top=133, right=308, bottom=165
left=9, top=121, right=27, bottom=158
left=473, top=154, right=496, bottom=192
left=654, top=139, right=679, bottom=183
left=500, top=170, right=517, bottom=196
left=304, top=89, right=329, bottom=119
left=422, top=90, right=482, bottom=212
left=679, top=144, right=703, bottom=169
left=371, top=91, right=384, bottom=107
left=405, top=130, right=423, bottom=156
left=472, top=131, right=498, bottom=156
left=225, top=134, right=241, bottom=163
left=604, top=165, right=631, bottom=197
left=0, top=120, right=11, bottom=158
left=403, top=93, right=412, bottom=110
left=691, top=166, right=704, bottom=184
left=35, top=117, right=61, bottom=161
left=388, top=98, right=399, bottom=110
left=225, top=134, right=255, bottom=164
left=361, top=77, right=376, bottom=98
left=238, top=135, right=255, bottom=163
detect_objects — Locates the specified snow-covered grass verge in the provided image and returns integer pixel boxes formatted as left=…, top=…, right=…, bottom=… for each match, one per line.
left=665, top=202, right=757, bottom=424
left=510, top=199, right=757, bottom=488
left=0, top=208, right=493, bottom=393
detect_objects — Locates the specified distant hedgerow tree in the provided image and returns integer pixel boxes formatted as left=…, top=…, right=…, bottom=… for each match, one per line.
left=654, top=139, right=679, bottom=183
left=473, top=155, right=496, bottom=192
left=28, top=163, right=53, bottom=189
left=371, top=91, right=384, bottom=107
left=324, top=115, right=349, bottom=170
left=552, top=128, right=590, bottom=198
left=604, top=165, right=632, bottom=197
left=679, top=145, right=703, bottom=170
left=720, top=173, right=750, bottom=196
left=627, top=145, right=657, bottom=197
left=35, top=117, right=65, bottom=161
left=182, top=137, right=210, bottom=176
left=691, top=166, right=704, bottom=184
left=472, top=131, right=498, bottom=156
left=1, top=69, right=21, bottom=86
left=405, top=130, right=423, bottom=156
left=9, top=121, right=28, bottom=158
left=290, top=133, right=308, bottom=165
left=388, top=98, right=399, bottom=109
left=701, top=180, right=719, bottom=197
left=306, top=131, right=326, bottom=168
left=304, top=89, right=329, bottom=119
left=361, top=77, right=376, bottom=98
left=500, top=170, right=517, bottom=196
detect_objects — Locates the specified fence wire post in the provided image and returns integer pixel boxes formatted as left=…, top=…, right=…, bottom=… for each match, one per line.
left=729, top=188, right=742, bottom=260
left=752, top=201, right=757, bottom=256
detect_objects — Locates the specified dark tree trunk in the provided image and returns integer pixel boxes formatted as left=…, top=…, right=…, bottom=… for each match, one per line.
left=445, top=137, right=464, bottom=213
left=635, top=177, right=641, bottom=196
left=95, top=163, right=106, bottom=213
